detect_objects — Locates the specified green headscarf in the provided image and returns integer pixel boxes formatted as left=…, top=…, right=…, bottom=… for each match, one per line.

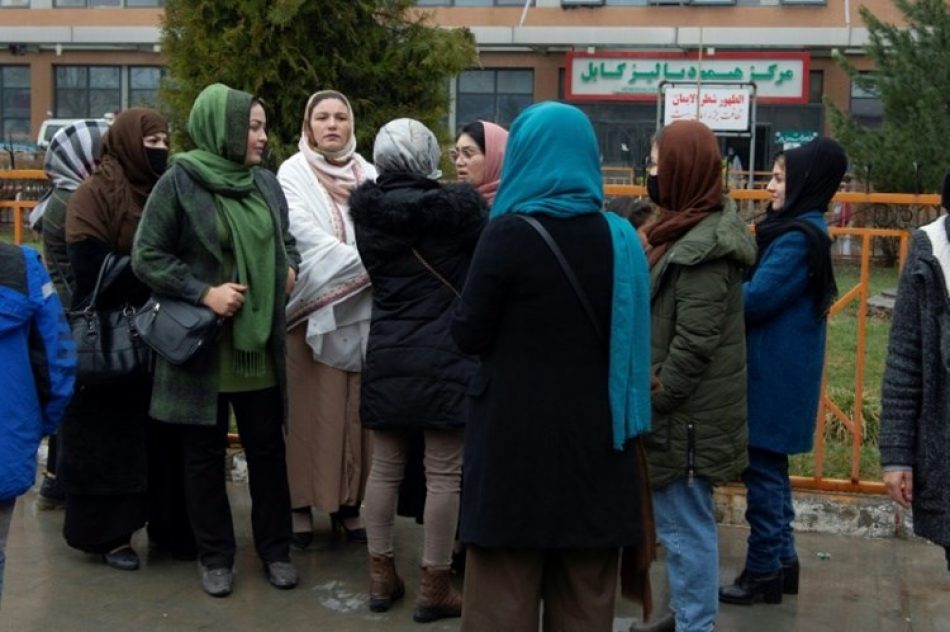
left=175, top=83, right=276, bottom=376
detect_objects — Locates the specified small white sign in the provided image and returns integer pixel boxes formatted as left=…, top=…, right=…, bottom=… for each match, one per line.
left=663, top=86, right=752, bottom=131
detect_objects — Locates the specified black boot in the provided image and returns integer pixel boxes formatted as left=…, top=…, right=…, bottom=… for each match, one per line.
left=781, top=557, right=799, bottom=595
left=719, top=568, right=784, bottom=605
left=629, top=611, right=675, bottom=632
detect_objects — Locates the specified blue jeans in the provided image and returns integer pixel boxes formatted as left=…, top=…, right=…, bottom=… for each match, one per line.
left=742, top=447, right=797, bottom=574
left=653, top=477, right=718, bottom=632
left=0, top=498, right=15, bottom=602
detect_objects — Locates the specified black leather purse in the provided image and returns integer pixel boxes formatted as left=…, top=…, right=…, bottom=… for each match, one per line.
left=68, top=254, right=152, bottom=386
left=133, top=294, right=221, bottom=366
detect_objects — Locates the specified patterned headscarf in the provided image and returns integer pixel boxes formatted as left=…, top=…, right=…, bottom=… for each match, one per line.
left=29, top=120, right=110, bottom=228
left=372, top=118, right=442, bottom=179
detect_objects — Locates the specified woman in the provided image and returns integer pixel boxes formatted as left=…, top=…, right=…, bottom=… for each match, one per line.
left=59, top=108, right=184, bottom=570
left=453, top=121, right=508, bottom=205
left=719, top=138, right=846, bottom=605
left=880, top=168, right=950, bottom=573
left=133, top=83, right=300, bottom=597
left=34, top=120, right=109, bottom=510
left=451, top=101, right=652, bottom=631
left=349, top=118, right=486, bottom=622
left=636, top=120, right=755, bottom=632
left=277, top=90, right=376, bottom=545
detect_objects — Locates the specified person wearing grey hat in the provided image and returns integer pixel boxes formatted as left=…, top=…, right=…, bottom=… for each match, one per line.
left=349, top=118, right=487, bottom=622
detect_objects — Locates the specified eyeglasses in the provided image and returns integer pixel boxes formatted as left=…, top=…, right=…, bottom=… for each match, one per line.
left=450, top=148, right=482, bottom=162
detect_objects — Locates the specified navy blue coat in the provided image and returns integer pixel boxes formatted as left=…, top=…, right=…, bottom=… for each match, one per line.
left=744, top=210, right=828, bottom=455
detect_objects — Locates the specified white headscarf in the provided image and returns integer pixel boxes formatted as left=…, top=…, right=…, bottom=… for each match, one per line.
left=372, top=118, right=442, bottom=180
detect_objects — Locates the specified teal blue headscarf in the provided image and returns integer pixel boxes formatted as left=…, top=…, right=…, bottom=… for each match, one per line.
left=491, top=101, right=651, bottom=450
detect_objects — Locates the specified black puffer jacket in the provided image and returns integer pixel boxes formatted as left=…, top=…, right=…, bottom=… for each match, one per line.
left=350, top=174, right=487, bottom=431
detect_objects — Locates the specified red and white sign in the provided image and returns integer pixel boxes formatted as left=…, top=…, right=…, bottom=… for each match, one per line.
left=663, top=86, right=752, bottom=131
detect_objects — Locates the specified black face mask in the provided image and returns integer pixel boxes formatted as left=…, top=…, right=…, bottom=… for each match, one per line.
left=145, top=147, right=169, bottom=176
left=646, top=174, right=661, bottom=206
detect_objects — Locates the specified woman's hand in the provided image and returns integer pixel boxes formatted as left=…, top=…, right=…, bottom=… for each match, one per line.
left=202, top=282, right=247, bottom=318
left=286, top=267, right=297, bottom=296
left=883, top=470, right=913, bottom=508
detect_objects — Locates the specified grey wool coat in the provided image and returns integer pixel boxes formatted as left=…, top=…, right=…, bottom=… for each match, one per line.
left=880, top=217, right=950, bottom=547
left=131, top=163, right=300, bottom=426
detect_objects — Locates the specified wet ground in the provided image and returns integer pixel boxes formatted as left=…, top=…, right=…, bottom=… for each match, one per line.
left=2, top=482, right=948, bottom=632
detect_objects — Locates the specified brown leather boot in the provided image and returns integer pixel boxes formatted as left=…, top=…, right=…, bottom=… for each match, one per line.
left=368, top=554, right=405, bottom=613
left=413, top=566, right=462, bottom=623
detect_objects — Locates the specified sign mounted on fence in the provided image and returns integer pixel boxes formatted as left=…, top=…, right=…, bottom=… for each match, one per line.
left=566, top=51, right=809, bottom=104
left=663, top=86, right=752, bottom=131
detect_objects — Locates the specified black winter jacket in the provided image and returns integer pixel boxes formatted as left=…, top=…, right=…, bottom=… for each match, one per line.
left=350, top=174, right=486, bottom=431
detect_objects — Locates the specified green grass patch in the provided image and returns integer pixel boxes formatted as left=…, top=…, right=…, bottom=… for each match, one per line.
left=788, top=261, right=899, bottom=481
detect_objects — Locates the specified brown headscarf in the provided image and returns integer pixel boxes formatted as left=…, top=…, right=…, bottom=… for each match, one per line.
left=644, top=120, right=723, bottom=267
left=66, top=107, right=167, bottom=254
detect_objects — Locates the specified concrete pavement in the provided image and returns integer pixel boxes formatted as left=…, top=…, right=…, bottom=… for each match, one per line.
left=1, top=482, right=948, bottom=632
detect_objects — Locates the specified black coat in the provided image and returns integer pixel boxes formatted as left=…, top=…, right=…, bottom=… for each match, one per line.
left=451, top=213, right=645, bottom=549
left=350, top=175, right=486, bottom=432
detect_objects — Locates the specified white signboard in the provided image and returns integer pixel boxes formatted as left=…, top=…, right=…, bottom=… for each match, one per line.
left=663, top=87, right=751, bottom=131
left=567, top=53, right=808, bottom=103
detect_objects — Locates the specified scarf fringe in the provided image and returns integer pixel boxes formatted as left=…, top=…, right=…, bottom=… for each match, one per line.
left=233, top=349, right=267, bottom=378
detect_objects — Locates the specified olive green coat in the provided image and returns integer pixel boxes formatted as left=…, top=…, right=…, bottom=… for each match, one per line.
left=131, top=164, right=300, bottom=426
left=645, top=202, right=756, bottom=488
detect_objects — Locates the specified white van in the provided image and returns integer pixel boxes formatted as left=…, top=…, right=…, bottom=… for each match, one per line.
left=37, top=116, right=112, bottom=149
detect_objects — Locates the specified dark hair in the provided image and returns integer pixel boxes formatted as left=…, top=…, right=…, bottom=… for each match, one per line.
left=456, top=121, right=486, bottom=154
left=606, top=196, right=654, bottom=229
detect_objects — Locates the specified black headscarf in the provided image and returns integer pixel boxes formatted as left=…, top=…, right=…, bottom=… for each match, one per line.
left=751, top=137, right=848, bottom=317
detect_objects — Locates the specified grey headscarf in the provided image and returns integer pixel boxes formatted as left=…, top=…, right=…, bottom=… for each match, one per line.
left=372, top=118, right=442, bottom=180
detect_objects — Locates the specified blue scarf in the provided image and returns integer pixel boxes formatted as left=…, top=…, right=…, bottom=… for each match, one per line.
left=491, top=102, right=651, bottom=450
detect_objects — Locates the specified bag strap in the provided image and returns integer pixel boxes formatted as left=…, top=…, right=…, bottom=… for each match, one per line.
left=516, top=214, right=605, bottom=343
left=412, top=248, right=461, bottom=299
left=86, top=252, right=118, bottom=311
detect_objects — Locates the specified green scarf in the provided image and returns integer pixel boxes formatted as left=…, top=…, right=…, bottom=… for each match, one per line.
left=174, top=83, right=276, bottom=376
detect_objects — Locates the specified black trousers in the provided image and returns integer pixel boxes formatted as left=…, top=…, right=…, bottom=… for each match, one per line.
left=181, top=387, right=291, bottom=569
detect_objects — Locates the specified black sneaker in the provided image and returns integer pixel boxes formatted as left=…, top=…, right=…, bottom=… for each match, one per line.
left=37, top=475, right=65, bottom=510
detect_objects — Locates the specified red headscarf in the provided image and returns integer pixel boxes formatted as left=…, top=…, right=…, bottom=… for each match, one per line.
left=644, top=120, right=723, bottom=267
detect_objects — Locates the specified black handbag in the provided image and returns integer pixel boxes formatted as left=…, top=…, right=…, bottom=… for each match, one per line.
left=133, top=294, right=221, bottom=366
left=68, top=254, right=152, bottom=386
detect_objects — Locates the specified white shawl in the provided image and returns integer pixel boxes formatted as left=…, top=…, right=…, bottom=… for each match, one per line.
left=278, top=151, right=377, bottom=371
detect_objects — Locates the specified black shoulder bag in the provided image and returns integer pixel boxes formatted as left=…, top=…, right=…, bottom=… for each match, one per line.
left=68, top=253, right=152, bottom=385
left=133, top=293, right=221, bottom=366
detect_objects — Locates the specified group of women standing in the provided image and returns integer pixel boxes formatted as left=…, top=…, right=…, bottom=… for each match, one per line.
left=45, top=77, right=848, bottom=631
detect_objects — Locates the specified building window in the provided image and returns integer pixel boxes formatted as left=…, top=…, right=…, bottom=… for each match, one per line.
left=129, top=66, right=163, bottom=108
left=808, top=70, right=823, bottom=104
left=416, top=1, right=530, bottom=6
left=55, top=66, right=121, bottom=119
left=0, top=66, right=30, bottom=143
left=1, top=0, right=31, bottom=8
left=456, top=69, right=533, bottom=130
left=850, top=73, right=883, bottom=128
left=54, top=0, right=164, bottom=6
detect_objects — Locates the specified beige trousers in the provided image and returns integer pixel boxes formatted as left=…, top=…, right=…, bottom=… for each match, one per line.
left=364, top=429, right=463, bottom=569
left=285, top=326, right=371, bottom=513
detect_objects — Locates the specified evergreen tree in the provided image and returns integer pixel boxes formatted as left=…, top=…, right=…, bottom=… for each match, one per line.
left=828, top=0, right=950, bottom=193
left=160, top=0, right=476, bottom=163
